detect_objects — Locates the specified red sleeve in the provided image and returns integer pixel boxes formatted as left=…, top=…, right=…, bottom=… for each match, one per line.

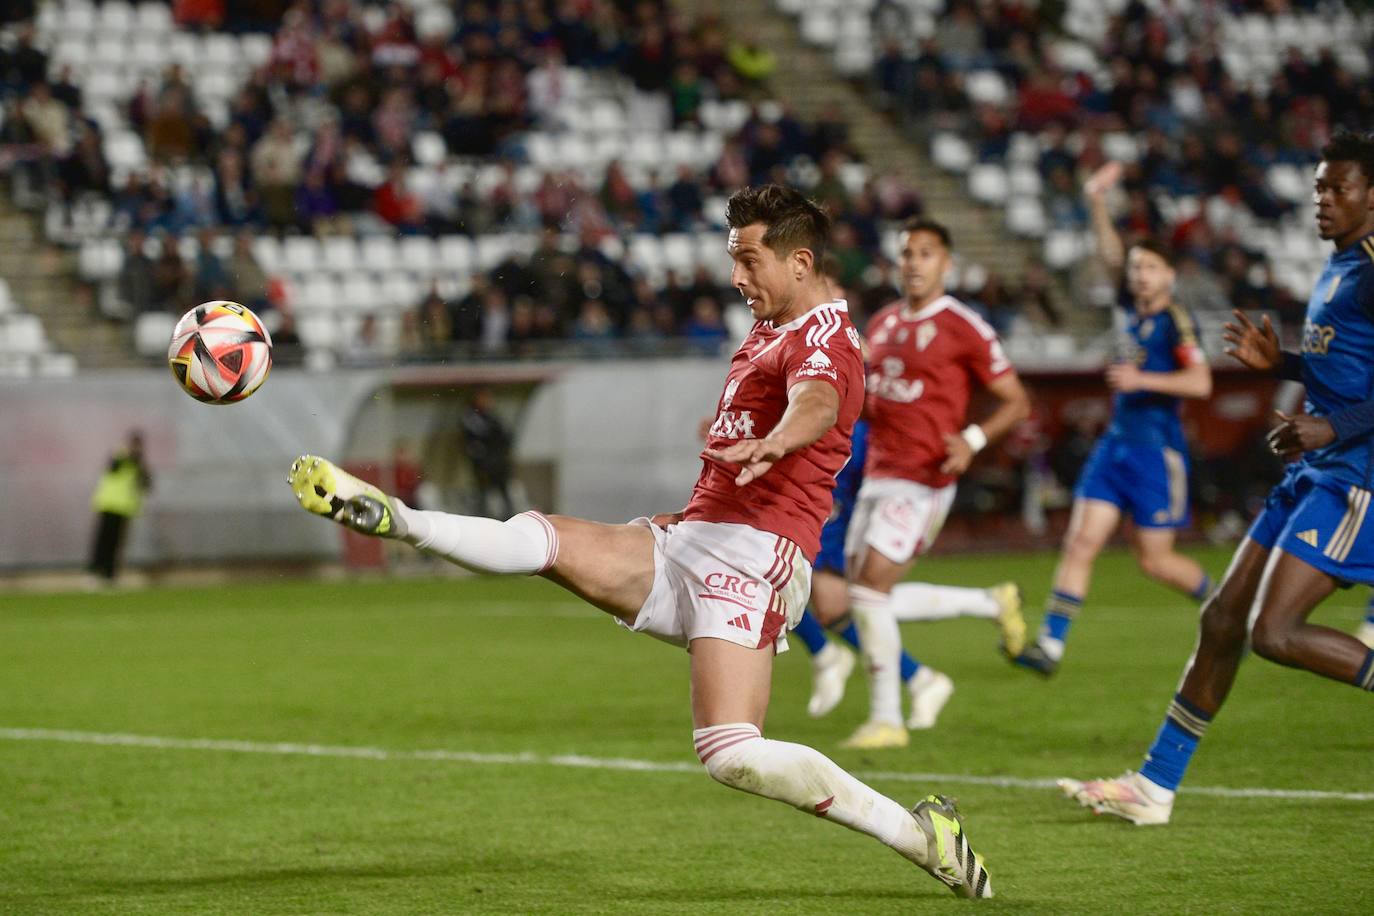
left=782, top=319, right=863, bottom=399
left=962, top=319, right=1013, bottom=386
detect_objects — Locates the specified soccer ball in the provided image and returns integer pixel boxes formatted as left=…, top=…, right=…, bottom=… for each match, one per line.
left=167, top=301, right=273, bottom=404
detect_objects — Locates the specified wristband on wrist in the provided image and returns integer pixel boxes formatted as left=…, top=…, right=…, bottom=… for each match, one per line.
left=961, top=424, right=988, bottom=454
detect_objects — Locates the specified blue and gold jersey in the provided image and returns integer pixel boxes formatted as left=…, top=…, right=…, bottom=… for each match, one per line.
left=1105, top=302, right=1205, bottom=450
left=1297, top=232, right=1374, bottom=488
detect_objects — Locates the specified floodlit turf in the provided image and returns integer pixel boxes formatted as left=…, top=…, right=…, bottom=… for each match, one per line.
left=2, top=547, right=1371, bottom=914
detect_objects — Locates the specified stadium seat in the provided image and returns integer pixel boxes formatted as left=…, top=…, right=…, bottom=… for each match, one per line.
left=239, top=33, right=273, bottom=69
left=134, top=311, right=176, bottom=358
left=968, top=164, right=1009, bottom=205
left=931, top=133, right=973, bottom=173
left=1008, top=165, right=1042, bottom=197
left=382, top=273, right=421, bottom=311
left=398, top=236, right=438, bottom=275
left=412, top=132, right=448, bottom=167
left=1006, top=197, right=1047, bottom=238
left=98, top=1, right=136, bottom=34
left=436, top=236, right=474, bottom=275
left=281, top=237, right=323, bottom=275
left=321, top=237, right=361, bottom=274
left=135, top=1, right=173, bottom=33
left=800, top=11, right=839, bottom=47
left=965, top=71, right=1010, bottom=107
left=360, top=236, right=398, bottom=274
left=1044, top=230, right=1088, bottom=270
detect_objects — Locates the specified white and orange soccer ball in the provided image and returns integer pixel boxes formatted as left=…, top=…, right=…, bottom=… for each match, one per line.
left=167, top=301, right=273, bottom=404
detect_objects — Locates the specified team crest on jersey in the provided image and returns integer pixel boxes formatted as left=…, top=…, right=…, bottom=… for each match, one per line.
left=796, top=348, right=837, bottom=380
left=916, top=321, right=937, bottom=351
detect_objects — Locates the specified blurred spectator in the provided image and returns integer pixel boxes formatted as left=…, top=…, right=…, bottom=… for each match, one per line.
left=116, top=230, right=155, bottom=316
left=250, top=119, right=303, bottom=229
left=227, top=230, right=270, bottom=311
left=192, top=228, right=230, bottom=302
left=727, top=38, right=776, bottom=84
left=372, top=160, right=423, bottom=231
left=151, top=237, right=192, bottom=313
left=461, top=386, right=515, bottom=518
left=681, top=296, right=728, bottom=355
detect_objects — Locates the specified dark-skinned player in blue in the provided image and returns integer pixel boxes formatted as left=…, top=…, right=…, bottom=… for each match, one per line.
left=1061, top=129, right=1374, bottom=825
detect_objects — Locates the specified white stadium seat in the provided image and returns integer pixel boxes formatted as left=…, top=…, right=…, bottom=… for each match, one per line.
left=398, top=236, right=438, bottom=275
left=134, top=311, right=176, bottom=358
left=968, top=164, right=1009, bottom=204
left=360, top=236, right=399, bottom=273
left=321, top=236, right=361, bottom=273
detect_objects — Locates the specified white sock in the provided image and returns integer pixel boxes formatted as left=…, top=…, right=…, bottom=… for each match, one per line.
left=693, top=723, right=929, bottom=866
left=890, top=582, right=1000, bottom=622
left=849, top=584, right=904, bottom=725
left=813, top=641, right=846, bottom=668
left=397, top=507, right=557, bottom=575
left=1134, top=772, right=1176, bottom=804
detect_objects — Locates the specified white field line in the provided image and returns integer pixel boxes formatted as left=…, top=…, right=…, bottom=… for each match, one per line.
left=2, top=727, right=1372, bottom=803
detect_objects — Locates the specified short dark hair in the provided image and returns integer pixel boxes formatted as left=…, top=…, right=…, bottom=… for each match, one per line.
left=1321, top=128, right=1374, bottom=184
left=1129, top=237, right=1175, bottom=265
left=900, top=217, right=952, bottom=250
left=725, top=185, right=830, bottom=261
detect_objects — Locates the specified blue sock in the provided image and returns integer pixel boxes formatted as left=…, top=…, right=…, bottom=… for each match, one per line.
left=835, top=620, right=922, bottom=681
left=793, top=609, right=829, bottom=656
left=1356, top=650, right=1374, bottom=691
left=1139, top=694, right=1212, bottom=791
left=1190, top=573, right=1213, bottom=601
left=1041, top=590, right=1082, bottom=643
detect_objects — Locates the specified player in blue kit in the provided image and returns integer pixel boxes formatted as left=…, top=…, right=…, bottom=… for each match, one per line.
left=793, top=419, right=1026, bottom=728
left=1012, top=161, right=1214, bottom=676
left=1061, top=129, right=1374, bottom=824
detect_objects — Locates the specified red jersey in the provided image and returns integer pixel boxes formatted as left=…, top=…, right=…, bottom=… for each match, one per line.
left=864, top=295, right=1012, bottom=488
left=684, top=300, right=865, bottom=560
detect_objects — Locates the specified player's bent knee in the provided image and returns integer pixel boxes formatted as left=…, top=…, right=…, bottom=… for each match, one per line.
left=1249, top=618, right=1297, bottom=665
left=693, top=724, right=765, bottom=791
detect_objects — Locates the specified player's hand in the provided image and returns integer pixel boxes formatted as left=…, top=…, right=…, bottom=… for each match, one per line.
left=703, top=437, right=787, bottom=486
left=1267, top=411, right=1335, bottom=458
left=650, top=511, right=684, bottom=528
left=1084, top=161, right=1123, bottom=198
left=1222, top=309, right=1280, bottom=372
left=940, top=432, right=975, bottom=475
left=1104, top=361, right=1143, bottom=392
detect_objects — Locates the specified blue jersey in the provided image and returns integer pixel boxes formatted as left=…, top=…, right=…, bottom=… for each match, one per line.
left=1105, top=301, right=1203, bottom=452
left=815, top=419, right=868, bottom=573
left=1294, top=232, right=1374, bottom=489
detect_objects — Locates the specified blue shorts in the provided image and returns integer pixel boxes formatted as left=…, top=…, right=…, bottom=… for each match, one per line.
left=1247, top=464, right=1374, bottom=587
left=1075, top=437, right=1191, bottom=529
left=814, top=503, right=852, bottom=575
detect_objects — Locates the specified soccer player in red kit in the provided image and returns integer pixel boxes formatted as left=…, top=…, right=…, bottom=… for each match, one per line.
left=288, top=187, right=994, bottom=898
left=842, top=218, right=1030, bottom=749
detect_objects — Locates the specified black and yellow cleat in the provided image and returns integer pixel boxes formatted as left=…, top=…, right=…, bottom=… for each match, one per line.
left=288, top=455, right=405, bottom=538
left=911, top=794, right=993, bottom=899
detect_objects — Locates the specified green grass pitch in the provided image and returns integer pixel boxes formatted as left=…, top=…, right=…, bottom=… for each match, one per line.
left=2, top=547, right=1371, bottom=914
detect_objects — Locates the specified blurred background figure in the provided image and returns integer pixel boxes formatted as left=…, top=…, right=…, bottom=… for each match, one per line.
left=88, top=430, right=152, bottom=585
left=461, top=386, right=514, bottom=518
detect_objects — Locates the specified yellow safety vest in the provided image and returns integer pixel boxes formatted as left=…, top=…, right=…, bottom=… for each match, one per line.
left=91, top=456, right=145, bottom=517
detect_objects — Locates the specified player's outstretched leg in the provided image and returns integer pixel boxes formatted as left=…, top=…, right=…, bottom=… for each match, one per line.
left=289, top=454, right=560, bottom=576
left=887, top=581, right=1027, bottom=656
left=1058, top=539, right=1270, bottom=825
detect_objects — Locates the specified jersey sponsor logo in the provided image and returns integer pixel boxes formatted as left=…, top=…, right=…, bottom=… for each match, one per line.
left=1295, top=528, right=1320, bottom=548
left=709, top=410, right=757, bottom=439
left=796, top=348, right=837, bottom=380
left=868, top=359, right=924, bottom=402
left=846, top=326, right=862, bottom=349
left=704, top=572, right=760, bottom=599
left=916, top=321, right=937, bottom=351
left=1301, top=320, right=1336, bottom=355
left=720, top=378, right=741, bottom=410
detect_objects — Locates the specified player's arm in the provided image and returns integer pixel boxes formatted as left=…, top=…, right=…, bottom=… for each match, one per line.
left=1085, top=162, right=1125, bottom=278
left=703, top=381, right=839, bottom=486
left=1105, top=359, right=1211, bottom=399
left=940, top=371, right=1030, bottom=475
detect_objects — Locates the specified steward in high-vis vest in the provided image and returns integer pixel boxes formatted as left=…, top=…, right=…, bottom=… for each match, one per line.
left=89, top=431, right=152, bottom=581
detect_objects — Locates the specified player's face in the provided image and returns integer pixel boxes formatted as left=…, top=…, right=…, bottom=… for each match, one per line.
left=1314, top=160, right=1374, bottom=246
left=897, top=230, right=950, bottom=306
left=1126, top=246, right=1174, bottom=306
left=728, top=223, right=799, bottom=322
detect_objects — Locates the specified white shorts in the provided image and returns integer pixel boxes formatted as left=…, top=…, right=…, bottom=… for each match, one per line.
left=619, top=519, right=812, bottom=654
left=845, top=477, right=956, bottom=566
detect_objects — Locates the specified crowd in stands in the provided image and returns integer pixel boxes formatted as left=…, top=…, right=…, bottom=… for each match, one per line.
left=2, top=0, right=976, bottom=361
left=866, top=0, right=1373, bottom=327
